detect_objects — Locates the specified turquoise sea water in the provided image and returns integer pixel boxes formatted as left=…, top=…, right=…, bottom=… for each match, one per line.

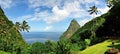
left=22, top=32, right=63, bottom=44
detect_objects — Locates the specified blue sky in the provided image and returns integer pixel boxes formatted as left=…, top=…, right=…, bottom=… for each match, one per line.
left=0, top=0, right=110, bottom=32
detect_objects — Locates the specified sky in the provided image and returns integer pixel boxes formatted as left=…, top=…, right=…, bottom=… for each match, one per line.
left=0, top=0, right=110, bottom=32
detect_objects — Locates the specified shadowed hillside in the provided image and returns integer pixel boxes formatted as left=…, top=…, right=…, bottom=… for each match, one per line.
left=69, top=2, right=120, bottom=51
left=71, top=4, right=120, bottom=40
left=96, top=5, right=120, bottom=37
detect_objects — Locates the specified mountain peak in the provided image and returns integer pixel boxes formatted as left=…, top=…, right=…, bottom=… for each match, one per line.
left=60, top=19, right=80, bottom=39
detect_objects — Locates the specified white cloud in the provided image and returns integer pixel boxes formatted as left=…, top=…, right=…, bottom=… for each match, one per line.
left=78, top=6, right=110, bottom=26
left=44, top=6, right=69, bottom=24
left=17, top=0, right=109, bottom=25
left=99, top=7, right=110, bottom=14
left=80, top=0, right=99, bottom=5
left=28, top=0, right=100, bottom=8
left=13, top=15, right=32, bottom=22
left=8, top=0, right=111, bottom=32
left=0, top=0, right=12, bottom=8
left=28, top=0, right=58, bottom=8
left=43, top=26, right=53, bottom=31
left=26, top=1, right=89, bottom=24
left=34, top=8, right=40, bottom=12
left=95, top=6, right=110, bottom=17
left=79, top=19, right=91, bottom=26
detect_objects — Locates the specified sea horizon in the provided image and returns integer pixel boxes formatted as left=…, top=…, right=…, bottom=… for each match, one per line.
left=21, top=32, right=63, bottom=44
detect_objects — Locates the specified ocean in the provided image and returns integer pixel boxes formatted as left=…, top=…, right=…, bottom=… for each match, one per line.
left=21, top=32, right=63, bottom=44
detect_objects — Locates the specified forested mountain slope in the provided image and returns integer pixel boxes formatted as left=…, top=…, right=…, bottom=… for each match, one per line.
left=60, top=19, right=80, bottom=39
left=0, top=7, right=27, bottom=53
left=70, top=3, right=120, bottom=46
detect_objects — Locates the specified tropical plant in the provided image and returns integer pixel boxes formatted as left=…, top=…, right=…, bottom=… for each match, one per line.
left=0, top=6, right=28, bottom=54
left=0, top=19, right=7, bottom=36
left=20, top=20, right=30, bottom=33
left=88, top=5, right=98, bottom=37
left=56, top=39, right=71, bottom=54
left=80, top=29, right=92, bottom=41
left=88, top=5, right=98, bottom=18
left=31, top=42, right=45, bottom=54
left=0, top=29, right=6, bottom=36
left=14, top=22, right=21, bottom=31
left=45, top=40, right=57, bottom=54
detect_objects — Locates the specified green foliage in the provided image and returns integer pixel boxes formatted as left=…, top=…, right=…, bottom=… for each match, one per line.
left=21, top=44, right=31, bottom=54
left=96, top=4, right=120, bottom=37
left=71, top=35, right=81, bottom=43
left=70, top=43, right=80, bottom=51
left=106, top=0, right=120, bottom=7
left=90, top=36, right=106, bottom=45
left=88, top=5, right=98, bottom=15
left=56, top=39, right=71, bottom=54
left=78, top=41, right=87, bottom=50
left=80, top=40, right=112, bottom=54
left=70, top=17, right=106, bottom=46
left=69, top=3, right=120, bottom=51
left=0, top=51, right=11, bottom=54
left=85, top=39, right=91, bottom=46
left=45, top=40, right=57, bottom=54
left=15, top=22, right=21, bottom=31
left=31, top=42, right=45, bottom=54
left=0, top=1, right=120, bottom=54
left=20, top=20, right=30, bottom=32
left=0, top=7, right=27, bottom=54
left=80, top=29, right=92, bottom=40
left=0, top=7, right=4, bottom=15
left=71, top=17, right=105, bottom=39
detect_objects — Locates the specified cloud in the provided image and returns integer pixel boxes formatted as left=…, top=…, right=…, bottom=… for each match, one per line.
left=28, top=0, right=59, bottom=8
left=78, top=6, right=110, bottom=26
left=28, top=0, right=100, bottom=8
left=44, top=6, right=69, bottom=24
left=95, top=6, right=110, bottom=17
left=17, top=0, right=109, bottom=26
left=79, top=19, right=91, bottom=26
left=0, top=0, right=12, bottom=8
left=43, top=26, right=53, bottom=31
left=81, top=0, right=100, bottom=5
left=25, top=0, right=89, bottom=24
left=99, top=7, right=110, bottom=14
left=6, top=0, right=110, bottom=32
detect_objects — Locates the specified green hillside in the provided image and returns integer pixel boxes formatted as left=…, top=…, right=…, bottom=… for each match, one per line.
left=79, top=40, right=120, bottom=54
left=60, top=19, right=80, bottom=39
left=69, top=1, right=120, bottom=51
left=71, top=3, right=120, bottom=42
left=0, top=7, right=27, bottom=54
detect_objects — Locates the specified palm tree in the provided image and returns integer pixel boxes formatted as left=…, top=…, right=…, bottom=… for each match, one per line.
left=88, top=5, right=98, bottom=37
left=15, top=22, right=21, bottom=31
left=20, top=20, right=30, bottom=33
left=88, top=5, right=98, bottom=28
left=88, top=5, right=98, bottom=18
